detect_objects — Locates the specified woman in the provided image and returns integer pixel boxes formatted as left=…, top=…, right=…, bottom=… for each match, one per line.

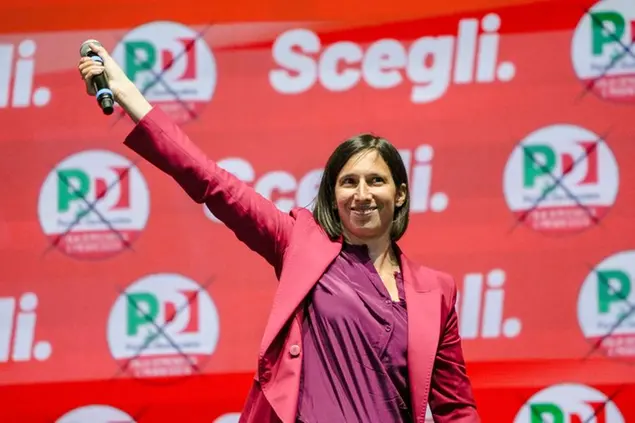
left=78, top=43, right=480, bottom=423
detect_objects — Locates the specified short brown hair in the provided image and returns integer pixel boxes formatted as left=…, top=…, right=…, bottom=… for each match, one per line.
left=312, top=133, right=410, bottom=241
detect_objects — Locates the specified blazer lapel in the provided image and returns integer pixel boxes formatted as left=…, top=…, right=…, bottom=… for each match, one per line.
left=401, top=256, right=442, bottom=423
left=257, top=221, right=443, bottom=422
left=259, top=218, right=341, bottom=357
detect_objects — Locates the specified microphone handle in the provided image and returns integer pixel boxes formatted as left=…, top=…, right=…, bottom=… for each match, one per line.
left=87, top=52, right=115, bottom=115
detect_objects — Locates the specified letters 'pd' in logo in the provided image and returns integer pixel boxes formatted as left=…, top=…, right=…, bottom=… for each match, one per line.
left=56, top=405, right=136, bottom=423
left=112, top=21, right=216, bottom=124
left=107, top=273, right=220, bottom=379
left=514, top=383, right=624, bottom=423
left=38, top=150, right=150, bottom=260
left=578, top=250, right=635, bottom=359
left=572, top=0, right=635, bottom=102
left=502, top=124, right=619, bottom=234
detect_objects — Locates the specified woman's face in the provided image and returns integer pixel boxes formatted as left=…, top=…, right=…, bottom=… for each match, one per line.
left=334, top=149, right=406, bottom=242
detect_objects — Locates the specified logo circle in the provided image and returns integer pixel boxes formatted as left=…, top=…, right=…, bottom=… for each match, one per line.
left=578, top=250, right=635, bottom=360
left=513, top=383, right=624, bottom=422
left=571, top=0, right=635, bottom=102
left=107, top=273, right=220, bottom=379
left=38, top=150, right=150, bottom=260
left=502, top=124, right=619, bottom=234
left=56, top=405, right=135, bottom=423
left=112, top=21, right=216, bottom=124
left=214, top=413, right=241, bottom=423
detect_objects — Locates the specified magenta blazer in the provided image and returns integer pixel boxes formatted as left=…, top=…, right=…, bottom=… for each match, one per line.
left=124, top=107, right=480, bottom=423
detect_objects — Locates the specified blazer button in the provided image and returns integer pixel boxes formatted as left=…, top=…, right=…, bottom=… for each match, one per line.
left=289, top=344, right=301, bottom=357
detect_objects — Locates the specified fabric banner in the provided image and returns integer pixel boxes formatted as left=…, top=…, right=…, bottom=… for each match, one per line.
left=0, top=0, right=633, bottom=420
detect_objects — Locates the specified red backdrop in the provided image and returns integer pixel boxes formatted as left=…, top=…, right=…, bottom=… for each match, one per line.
left=1, top=0, right=634, bottom=421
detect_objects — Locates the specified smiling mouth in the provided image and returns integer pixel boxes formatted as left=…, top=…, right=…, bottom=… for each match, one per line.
left=351, top=207, right=377, bottom=215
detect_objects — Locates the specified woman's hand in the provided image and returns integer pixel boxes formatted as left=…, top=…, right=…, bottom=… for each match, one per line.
left=77, top=42, right=136, bottom=102
left=76, top=42, right=152, bottom=122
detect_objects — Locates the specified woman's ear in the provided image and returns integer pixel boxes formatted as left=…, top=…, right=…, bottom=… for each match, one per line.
left=395, top=183, right=407, bottom=208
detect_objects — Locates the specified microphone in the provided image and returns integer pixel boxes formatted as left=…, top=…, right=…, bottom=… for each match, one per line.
left=79, top=39, right=114, bottom=115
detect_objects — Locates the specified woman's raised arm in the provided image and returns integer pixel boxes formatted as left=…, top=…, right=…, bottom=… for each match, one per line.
left=77, top=42, right=294, bottom=274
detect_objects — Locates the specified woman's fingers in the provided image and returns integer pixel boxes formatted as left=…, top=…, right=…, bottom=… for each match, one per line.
left=77, top=59, right=105, bottom=95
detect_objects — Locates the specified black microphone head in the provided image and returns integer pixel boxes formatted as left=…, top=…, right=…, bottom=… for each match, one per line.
left=79, top=39, right=103, bottom=57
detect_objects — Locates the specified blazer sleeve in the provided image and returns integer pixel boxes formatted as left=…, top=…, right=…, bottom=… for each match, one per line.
left=428, top=276, right=481, bottom=423
left=123, top=107, right=294, bottom=273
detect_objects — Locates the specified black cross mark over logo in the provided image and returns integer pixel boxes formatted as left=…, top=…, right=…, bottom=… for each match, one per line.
left=109, top=276, right=216, bottom=385
left=581, top=264, right=635, bottom=363
left=577, top=5, right=635, bottom=101
left=109, top=24, right=214, bottom=129
left=523, top=384, right=626, bottom=423
left=509, top=130, right=612, bottom=233
left=43, top=161, right=140, bottom=257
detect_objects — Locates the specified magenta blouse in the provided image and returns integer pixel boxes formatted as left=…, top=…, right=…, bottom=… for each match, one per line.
left=296, top=242, right=411, bottom=422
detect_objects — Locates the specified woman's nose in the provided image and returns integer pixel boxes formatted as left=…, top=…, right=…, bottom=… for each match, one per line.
left=354, top=181, right=371, bottom=199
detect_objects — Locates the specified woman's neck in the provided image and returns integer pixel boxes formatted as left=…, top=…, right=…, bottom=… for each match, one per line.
left=344, top=232, right=398, bottom=269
